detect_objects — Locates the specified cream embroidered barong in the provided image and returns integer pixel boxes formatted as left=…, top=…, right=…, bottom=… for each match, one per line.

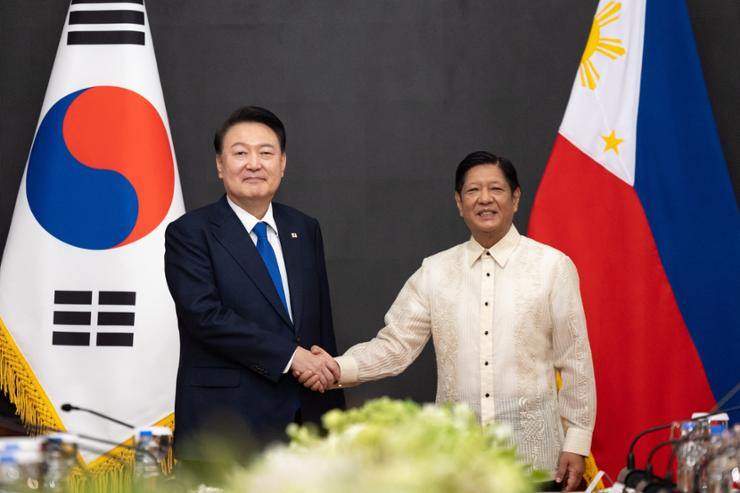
left=336, top=226, right=596, bottom=473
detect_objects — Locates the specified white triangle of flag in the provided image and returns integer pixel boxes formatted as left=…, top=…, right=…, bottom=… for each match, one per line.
left=559, top=0, right=645, bottom=186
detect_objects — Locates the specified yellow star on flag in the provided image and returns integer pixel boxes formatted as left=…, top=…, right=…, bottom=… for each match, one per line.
left=601, top=130, right=624, bottom=154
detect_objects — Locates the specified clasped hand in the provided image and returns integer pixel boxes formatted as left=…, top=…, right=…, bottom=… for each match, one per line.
left=290, top=345, right=340, bottom=393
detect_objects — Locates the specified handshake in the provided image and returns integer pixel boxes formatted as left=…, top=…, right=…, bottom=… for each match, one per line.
left=290, top=345, right=341, bottom=393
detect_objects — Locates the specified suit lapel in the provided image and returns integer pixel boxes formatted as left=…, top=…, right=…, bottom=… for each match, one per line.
left=210, top=198, right=293, bottom=327
left=274, top=206, right=303, bottom=336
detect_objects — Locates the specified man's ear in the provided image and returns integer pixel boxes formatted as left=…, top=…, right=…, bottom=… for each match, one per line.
left=215, top=154, right=223, bottom=179
left=513, top=187, right=521, bottom=212
left=454, top=192, right=463, bottom=217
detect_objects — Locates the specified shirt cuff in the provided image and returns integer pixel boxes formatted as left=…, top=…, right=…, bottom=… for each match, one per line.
left=282, top=348, right=297, bottom=374
left=562, top=427, right=592, bottom=456
left=335, top=355, right=358, bottom=386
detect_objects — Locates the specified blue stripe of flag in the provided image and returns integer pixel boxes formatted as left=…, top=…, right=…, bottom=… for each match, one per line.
left=635, top=0, right=740, bottom=403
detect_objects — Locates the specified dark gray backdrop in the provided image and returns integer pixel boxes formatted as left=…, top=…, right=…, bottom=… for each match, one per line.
left=1, top=1, right=738, bottom=409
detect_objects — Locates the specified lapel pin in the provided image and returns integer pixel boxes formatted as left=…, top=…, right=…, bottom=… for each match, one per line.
left=291, top=232, right=298, bottom=238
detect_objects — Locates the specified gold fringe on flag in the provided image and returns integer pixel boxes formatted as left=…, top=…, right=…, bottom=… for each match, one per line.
left=67, top=413, right=175, bottom=493
left=0, top=317, right=175, bottom=493
left=0, top=317, right=64, bottom=432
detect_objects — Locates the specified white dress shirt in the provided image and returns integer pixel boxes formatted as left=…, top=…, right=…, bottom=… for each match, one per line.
left=335, top=225, right=596, bottom=474
left=227, top=197, right=296, bottom=371
left=226, top=197, right=293, bottom=320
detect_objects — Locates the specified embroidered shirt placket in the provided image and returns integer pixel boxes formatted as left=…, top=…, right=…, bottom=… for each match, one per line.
left=480, top=250, right=495, bottom=424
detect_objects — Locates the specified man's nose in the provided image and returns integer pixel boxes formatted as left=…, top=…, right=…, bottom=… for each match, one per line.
left=245, top=153, right=261, bottom=170
left=479, top=189, right=493, bottom=203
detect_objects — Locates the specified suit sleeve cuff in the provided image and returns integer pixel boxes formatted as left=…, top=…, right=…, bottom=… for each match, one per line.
left=282, top=348, right=298, bottom=374
left=335, top=355, right=358, bottom=387
left=562, top=427, right=592, bottom=456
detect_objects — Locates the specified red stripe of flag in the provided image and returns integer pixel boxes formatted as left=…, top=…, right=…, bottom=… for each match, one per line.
left=529, top=135, right=715, bottom=477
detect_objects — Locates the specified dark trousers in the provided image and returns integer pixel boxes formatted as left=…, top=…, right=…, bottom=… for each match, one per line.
left=174, top=407, right=303, bottom=486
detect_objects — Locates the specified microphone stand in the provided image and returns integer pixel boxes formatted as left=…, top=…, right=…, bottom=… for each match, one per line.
left=60, top=403, right=134, bottom=429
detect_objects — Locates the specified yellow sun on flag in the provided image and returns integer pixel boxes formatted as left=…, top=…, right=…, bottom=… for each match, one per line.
left=579, top=1, right=627, bottom=90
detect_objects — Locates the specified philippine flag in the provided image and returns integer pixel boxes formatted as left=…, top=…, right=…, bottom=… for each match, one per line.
left=529, top=0, right=740, bottom=478
left=0, top=0, right=184, bottom=472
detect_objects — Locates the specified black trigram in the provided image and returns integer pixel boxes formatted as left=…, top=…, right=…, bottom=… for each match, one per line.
left=52, top=290, right=136, bottom=347
left=67, top=0, right=146, bottom=46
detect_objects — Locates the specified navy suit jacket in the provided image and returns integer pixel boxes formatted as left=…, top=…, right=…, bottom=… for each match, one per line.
left=164, top=196, right=345, bottom=458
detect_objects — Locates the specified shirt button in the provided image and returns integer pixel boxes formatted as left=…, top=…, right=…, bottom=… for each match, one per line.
left=486, top=251, right=491, bottom=256
left=484, top=302, right=489, bottom=306
left=485, top=393, right=490, bottom=398
left=486, top=273, right=490, bottom=277
left=484, top=361, right=489, bottom=366
left=484, top=331, right=489, bottom=335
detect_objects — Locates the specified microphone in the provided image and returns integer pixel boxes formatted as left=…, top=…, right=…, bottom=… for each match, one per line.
left=617, top=403, right=740, bottom=489
left=634, top=435, right=712, bottom=493
left=625, top=423, right=673, bottom=470
left=640, top=438, right=681, bottom=490
left=664, top=404, right=740, bottom=478
left=60, top=403, right=134, bottom=429
left=623, top=380, right=740, bottom=471
left=636, top=478, right=678, bottom=493
left=619, top=424, right=679, bottom=488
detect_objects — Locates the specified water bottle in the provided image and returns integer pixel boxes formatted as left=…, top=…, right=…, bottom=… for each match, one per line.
left=0, top=456, right=22, bottom=493
left=134, top=430, right=160, bottom=484
left=0, top=438, right=43, bottom=493
left=42, top=437, right=64, bottom=492
left=704, top=425, right=740, bottom=493
left=675, top=419, right=711, bottom=492
left=41, top=435, right=77, bottom=492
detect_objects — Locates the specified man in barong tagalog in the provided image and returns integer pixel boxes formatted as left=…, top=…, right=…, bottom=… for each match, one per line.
left=296, top=151, right=596, bottom=491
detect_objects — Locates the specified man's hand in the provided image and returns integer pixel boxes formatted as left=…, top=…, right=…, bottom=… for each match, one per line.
left=290, top=346, right=340, bottom=393
left=555, top=451, right=585, bottom=491
left=303, top=345, right=342, bottom=391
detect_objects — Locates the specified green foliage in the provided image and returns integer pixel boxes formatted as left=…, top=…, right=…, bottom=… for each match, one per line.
left=226, top=398, right=546, bottom=493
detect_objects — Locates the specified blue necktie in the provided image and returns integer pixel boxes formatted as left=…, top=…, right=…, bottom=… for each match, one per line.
left=253, top=222, right=288, bottom=314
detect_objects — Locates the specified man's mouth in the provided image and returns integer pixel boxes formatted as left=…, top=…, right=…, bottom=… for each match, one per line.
left=477, top=209, right=498, bottom=217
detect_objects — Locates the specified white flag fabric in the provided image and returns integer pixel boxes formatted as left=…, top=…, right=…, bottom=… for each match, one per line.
left=0, top=0, right=183, bottom=466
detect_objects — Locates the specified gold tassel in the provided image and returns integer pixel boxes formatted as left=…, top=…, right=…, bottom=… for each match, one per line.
left=0, top=317, right=64, bottom=432
left=0, top=317, right=175, bottom=493
left=71, top=412, right=174, bottom=492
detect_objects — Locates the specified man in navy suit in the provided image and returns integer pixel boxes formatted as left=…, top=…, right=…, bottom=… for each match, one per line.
left=164, top=106, right=345, bottom=466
